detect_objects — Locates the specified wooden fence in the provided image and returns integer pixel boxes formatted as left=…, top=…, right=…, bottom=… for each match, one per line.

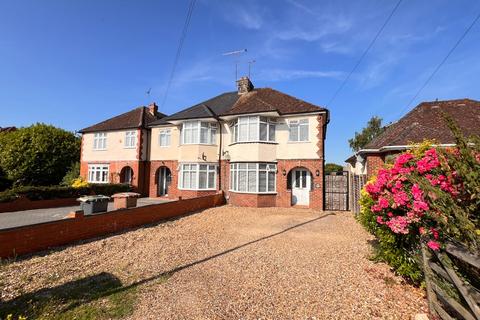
left=422, top=241, right=480, bottom=320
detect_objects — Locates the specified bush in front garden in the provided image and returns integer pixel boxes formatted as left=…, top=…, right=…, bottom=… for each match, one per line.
left=0, top=183, right=131, bottom=203
left=358, top=118, right=480, bottom=284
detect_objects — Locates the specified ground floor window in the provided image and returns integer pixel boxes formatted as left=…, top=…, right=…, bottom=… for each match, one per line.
left=88, top=164, right=109, bottom=183
left=179, top=163, right=216, bottom=190
left=230, top=163, right=276, bottom=193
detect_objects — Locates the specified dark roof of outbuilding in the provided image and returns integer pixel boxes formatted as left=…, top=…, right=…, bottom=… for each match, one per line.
left=364, top=98, right=480, bottom=149
left=79, top=106, right=166, bottom=133
left=150, top=88, right=325, bottom=126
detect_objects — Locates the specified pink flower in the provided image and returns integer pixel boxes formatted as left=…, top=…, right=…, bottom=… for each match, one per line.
left=387, top=212, right=394, bottom=217
left=393, top=190, right=409, bottom=206
left=419, top=227, right=426, bottom=235
left=427, top=240, right=441, bottom=251
left=430, top=228, right=439, bottom=240
left=394, top=153, right=414, bottom=168
left=377, top=216, right=385, bottom=224
left=378, top=197, right=389, bottom=209
left=413, top=200, right=429, bottom=212
left=411, top=184, right=423, bottom=201
left=386, top=216, right=410, bottom=234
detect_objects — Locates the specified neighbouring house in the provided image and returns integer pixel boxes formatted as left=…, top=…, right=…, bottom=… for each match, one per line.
left=346, top=98, right=480, bottom=179
left=79, top=77, right=330, bottom=209
left=0, top=126, right=17, bottom=133
left=79, top=104, right=166, bottom=195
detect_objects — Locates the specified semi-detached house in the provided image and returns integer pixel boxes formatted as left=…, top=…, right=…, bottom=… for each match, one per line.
left=79, top=77, right=330, bottom=209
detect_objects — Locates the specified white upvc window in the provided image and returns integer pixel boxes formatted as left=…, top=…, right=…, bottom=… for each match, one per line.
left=124, top=130, right=137, bottom=148
left=231, top=116, right=275, bottom=143
left=179, top=163, right=217, bottom=190
left=87, top=164, right=109, bottom=183
left=288, top=119, right=309, bottom=142
left=230, top=163, right=276, bottom=193
left=93, top=132, right=107, bottom=150
left=159, top=129, right=171, bottom=147
left=181, top=121, right=217, bottom=145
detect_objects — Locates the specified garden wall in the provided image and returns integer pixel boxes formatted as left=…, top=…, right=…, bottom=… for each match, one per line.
left=0, top=193, right=225, bottom=258
left=0, top=197, right=78, bottom=213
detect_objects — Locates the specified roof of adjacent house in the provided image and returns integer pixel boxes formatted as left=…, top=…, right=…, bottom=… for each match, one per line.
left=0, top=127, right=17, bottom=133
left=79, top=106, right=166, bottom=133
left=363, top=98, right=480, bottom=150
left=150, top=87, right=326, bottom=126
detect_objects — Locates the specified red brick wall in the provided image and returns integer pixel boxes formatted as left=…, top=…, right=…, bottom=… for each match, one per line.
left=0, top=193, right=225, bottom=259
left=148, top=160, right=179, bottom=198
left=366, top=153, right=385, bottom=178
left=228, top=192, right=276, bottom=207
left=0, top=197, right=79, bottom=213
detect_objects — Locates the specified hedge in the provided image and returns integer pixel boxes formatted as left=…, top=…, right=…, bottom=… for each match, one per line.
left=0, top=184, right=132, bottom=203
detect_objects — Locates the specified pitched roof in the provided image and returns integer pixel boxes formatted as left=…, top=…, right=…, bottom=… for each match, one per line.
left=364, top=98, right=480, bottom=150
left=150, top=88, right=325, bottom=126
left=0, top=127, right=16, bottom=133
left=79, top=106, right=166, bottom=133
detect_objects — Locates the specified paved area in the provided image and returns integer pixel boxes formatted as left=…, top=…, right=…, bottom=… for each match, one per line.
left=0, top=206, right=427, bottom=319
left=0, top=197, right=171, bottom=229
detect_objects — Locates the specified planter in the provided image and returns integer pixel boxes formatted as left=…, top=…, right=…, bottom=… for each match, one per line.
left=111, top=192, right=141, bottom=210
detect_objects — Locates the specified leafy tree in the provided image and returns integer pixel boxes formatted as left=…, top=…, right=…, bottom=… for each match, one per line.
left=324, top=163, right=343, bottom=173
left=348, top=116, right=384, bottom=152
left=61, top=162, right=81, bottom=186
left=0, top=167, right=12, bottom=191
left=0, top=123, right=80, bottom=186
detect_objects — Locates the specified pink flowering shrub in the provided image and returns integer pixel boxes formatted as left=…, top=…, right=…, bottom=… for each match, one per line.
left=358, top=119, right=480, bottom=283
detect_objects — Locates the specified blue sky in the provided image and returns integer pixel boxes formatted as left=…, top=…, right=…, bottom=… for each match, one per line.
left=1, top=0, right=479, bottom=164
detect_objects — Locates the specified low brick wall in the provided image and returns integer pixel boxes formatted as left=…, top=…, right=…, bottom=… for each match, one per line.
left=0, top=193, right=225, bottom=258
left=0, top=197, right=79, bottom=213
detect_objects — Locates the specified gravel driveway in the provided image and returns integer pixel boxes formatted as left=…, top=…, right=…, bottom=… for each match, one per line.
left=0, top=206, right=427, bottom=319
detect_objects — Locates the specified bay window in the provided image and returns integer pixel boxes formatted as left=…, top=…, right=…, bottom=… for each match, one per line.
left=230, top=163, right=276, bottom=193
left=181, top=121, right=217, bottom=144
left=231, top=116, right=275, bottom=143
left=88, top=164, right=109, bottom=183
left=93, top=132, right=107, bottom=150
left=288, top=119, right=309, bottom=142
left=179, top=163, right=217, bottom=190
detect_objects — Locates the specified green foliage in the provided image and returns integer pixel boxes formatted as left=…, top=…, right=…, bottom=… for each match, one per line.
left=324, top=163, right=343, bottom=173
left=0, top=167, right=12, bottom=192
left=0, top=184, right=131, bottom=203
left=357, top=190, right=423, bottom=284
left=0, top=123, right=80, bottom=186
left=348, top=116, right=384, bottom=152
left=61, top=162, right=80, bottom=186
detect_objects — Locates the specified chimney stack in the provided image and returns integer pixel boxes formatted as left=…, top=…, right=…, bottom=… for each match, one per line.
left=147, top=102, right=158, bottom=115
left=236, top=76, right=254, bottom=95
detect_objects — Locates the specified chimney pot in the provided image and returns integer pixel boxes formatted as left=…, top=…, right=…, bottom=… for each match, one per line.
left=148, top=102, right=158, bottom=115
left=236, top=77, right=254, bottom=95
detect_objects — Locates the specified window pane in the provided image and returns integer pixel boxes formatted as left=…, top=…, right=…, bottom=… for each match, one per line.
left=300, top=124, right=308, bottom=141
left=248, top=163, right=256, bottom=170
left=211, top=128, right=216, bottom=144
left=260, top=122, right=267, bottom=141
left=249, top=122, right=258, bottom=141
left=289, top=123, right=299, bottom=141
left=268, top=171, right=275, bottom=192
left=259, top=164, right=267, bottom=170
left=238, top=171, right=247, bottom=191
left=295, top=171, right=300, bottom=188
left=269, top=123, right=275, bottom=141
left=238, top=163, right=247, bottom=170
left=183, top=171, right=190, bottom=188
left=259, top=171, right=267, bottom=192
left=239, top=123, right=248, bottom=141
left=199, top=164, right=207, bottom=171
left=301, top=171, right=307, bottom=188
left=248, top=170, right=256, bottom=192
left=208, top=171, right=215, bottom=188
left=199, top=172, right=207, bottom=189
left=200, top=127, right=208, bottom=143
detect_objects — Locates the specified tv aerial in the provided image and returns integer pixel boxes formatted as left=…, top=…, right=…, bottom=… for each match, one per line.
left=222, top=49, right=247, bottom=81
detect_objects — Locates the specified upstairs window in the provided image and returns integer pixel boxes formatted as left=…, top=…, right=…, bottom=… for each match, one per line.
left=181, top=121, right=217, bottom=145
left=288, top=119, right=309, bottom=142
left=124, top=130, right=137, bottom=148
left=159, top=129, right=171, bottom=147
left=93, top=132, right=107, bottom=150
left=231, top=116, right=275, bottom=143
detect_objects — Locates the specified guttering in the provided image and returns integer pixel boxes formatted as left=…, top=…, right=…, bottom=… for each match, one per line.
left=357, top=143, right=457, bottom=155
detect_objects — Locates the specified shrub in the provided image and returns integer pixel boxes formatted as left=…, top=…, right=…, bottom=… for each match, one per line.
left=61, top=162, right=80, bottom=186
left=71, top=177, right=89, bottom=188
left=0, top=184, right=131, bottom=203
left=0, top=167, right=12, bottom=192
left=357, top=117, right=480, bottom=284
left=0, top=123, right=80, bottom=186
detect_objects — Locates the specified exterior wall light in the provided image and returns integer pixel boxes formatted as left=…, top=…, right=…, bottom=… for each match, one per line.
left=315, top=169, right=320, bottom=176
left=282, top=169, right=287, bottom=176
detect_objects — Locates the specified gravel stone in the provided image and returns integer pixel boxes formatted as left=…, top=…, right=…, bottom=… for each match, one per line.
left=0, top=206, right=427, bottom=319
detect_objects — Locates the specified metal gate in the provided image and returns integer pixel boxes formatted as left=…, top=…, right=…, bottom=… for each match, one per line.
left=324, top=171, right=349, bottom=211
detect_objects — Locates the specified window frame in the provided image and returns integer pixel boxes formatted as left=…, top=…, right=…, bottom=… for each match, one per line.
left=231, top=116, right=276, bottom=143
left=87, top=164, right=109, bottom=183
left=93, top=132, right=107, bottom=150
left=181, top=121, right=217, bottom=145
left=124, top=130, right=137, bottom=149
left=159, top=129, right=171, bottom=147
left=229, top=162, right=277, bottom=194
left=178, top=163, right=217, bottom=190
left=288, top=119, right=309, bottom=142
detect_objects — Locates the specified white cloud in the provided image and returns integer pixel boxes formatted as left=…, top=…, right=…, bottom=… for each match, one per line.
left=256, top=68, right=345, bottom=81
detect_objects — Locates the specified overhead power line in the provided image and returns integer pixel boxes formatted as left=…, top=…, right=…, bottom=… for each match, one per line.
left=160, top=0, right=197, bottom=110
left=325, top=0, right=403, bottom=108
left=397, top=11, right=480, bottom=117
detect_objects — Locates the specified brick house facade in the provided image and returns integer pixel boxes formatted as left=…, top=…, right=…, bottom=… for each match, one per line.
left=79, top=77, right=330, bottom=209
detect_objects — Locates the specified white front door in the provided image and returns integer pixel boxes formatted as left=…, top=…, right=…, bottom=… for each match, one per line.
left=291, top=169, right=310, bottom=206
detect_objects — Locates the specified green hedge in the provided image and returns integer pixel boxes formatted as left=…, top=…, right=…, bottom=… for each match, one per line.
left=0, top=184, right=132, bottom=203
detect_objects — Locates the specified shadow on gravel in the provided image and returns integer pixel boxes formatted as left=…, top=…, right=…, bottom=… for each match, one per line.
left=2, top=212, right=335, bottom=318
